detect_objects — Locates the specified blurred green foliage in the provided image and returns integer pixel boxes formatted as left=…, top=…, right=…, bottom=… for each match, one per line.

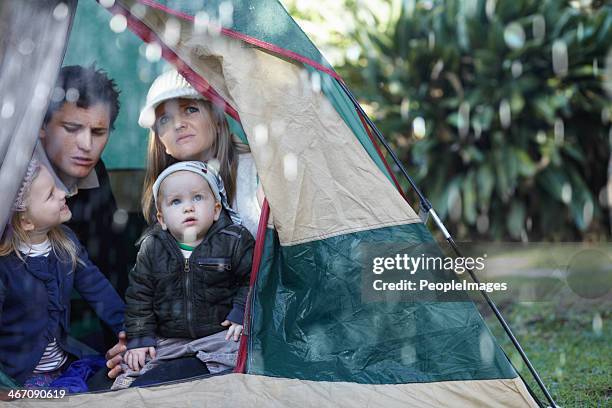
left=287, top=0, right=612, bottom=241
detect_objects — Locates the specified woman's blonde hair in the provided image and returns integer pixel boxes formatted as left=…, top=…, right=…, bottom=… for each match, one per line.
left=0, top=162, right=81, bottom=270
left=141, top=99, right=238, bottom=224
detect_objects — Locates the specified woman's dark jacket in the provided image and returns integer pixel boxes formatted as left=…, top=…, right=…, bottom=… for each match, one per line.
left=125, top=214, right=254, bottom=349
left=0, top=227, right=125, bottom=385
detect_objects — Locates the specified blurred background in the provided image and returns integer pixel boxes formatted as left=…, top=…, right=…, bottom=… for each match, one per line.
left=284, top=0, right=612, bottom=243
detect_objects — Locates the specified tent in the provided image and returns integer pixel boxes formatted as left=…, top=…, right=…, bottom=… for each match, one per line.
left=0, top=1, right=553, bottom=406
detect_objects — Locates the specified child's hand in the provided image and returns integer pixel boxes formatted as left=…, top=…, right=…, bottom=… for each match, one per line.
left=221, top=320, right=243, bottom=341
left=124, top=346, right=156, bottom=371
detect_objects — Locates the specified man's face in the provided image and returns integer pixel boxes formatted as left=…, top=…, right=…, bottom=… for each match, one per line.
left=156, top=171, right=221, bottom=244
left=40, top=102, right=111, bottom=182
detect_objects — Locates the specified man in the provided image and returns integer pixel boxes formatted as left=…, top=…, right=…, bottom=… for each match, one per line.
left=37, top=65, right=128, bottom=375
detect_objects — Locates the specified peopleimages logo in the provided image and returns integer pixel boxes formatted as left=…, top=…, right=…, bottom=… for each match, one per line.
left=372, top=253, right=487, bottom=275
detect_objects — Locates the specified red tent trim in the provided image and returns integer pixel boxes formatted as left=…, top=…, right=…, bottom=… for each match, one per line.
left=109, top=2, right=242, bottom=121
left=235, top=199, right=271, bottom=373
left=134, top=0, right=342, bottom=81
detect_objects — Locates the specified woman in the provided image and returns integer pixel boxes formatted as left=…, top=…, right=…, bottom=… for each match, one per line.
left=139, top=68, right=262, bottom=236
left=104, top=68, right=263, bottom=383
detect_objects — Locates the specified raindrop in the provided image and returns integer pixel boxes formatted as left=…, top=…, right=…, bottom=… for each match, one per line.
left=389, top=81, right=401, bottom=95
left=485, top=0, right=496, bottom=20
left=182, top=228, right=197, bottom=243
left=525, top=217, right=532, bottom=231
left=601, top=108, right=609, bottom=124
left=552, top=40, right=568, bottom=77
left=428, top=32, right=435, bottom=50
left=163, top=19, right=181, bottom=46
left=561, top=183, right=572, bottom=204
left=99, top=0, right=115, bottom=8
left=254, top=124, right=269, bottom=146
left=431, top=60, right=444, bottom=80
left=511, top=61, right=523, bottom=78
left=53, top=2, right=69, bottom=20
left=465, top=0, right=478, bottom=17
left=208, top=20, right=222, bottom=36
left=194, top=11, right=210, bottom=34
left=458, top=101, right=470, bottom=137
left=51, top=87, right=65, bottom=102
left=145, top=43, right=162, bottom=62
left=346, top=45, right=360, bottom=62
left=499, top=99, right=511, bottom=129
left=412, top=117, right=426, bottom=139
left=593, top=59, right=599, bottom=76
left=473, top=122, right=482, bottom=139
left=554, top=118, right=564, bottom=144
left=130, top=3, right=147, bottom=19
left=479, top=330, right=495, bottom=365
left=140, top=108, right=155, bottom=128
left=536, top=130, right=547, bottom=144
left=310, top=72, right=321, bottom=94
left=207, top=158, right=220, bottom=173
left=592, top=313, right=602, bottom=336
left=1, top=99, right=15, bottom=119
left=18, top=39, right=35, bottom=56
left=109, top=14, right=127, bottom=33
left=400, top=344, right=416, bottom=365
left=604, top=49, right=612, bottom=98
left=283, top=153, right=298, bottom=181
left=504, top=23, right=526, bottom=50
left=532, top=15, right=546, bottom=41
left=577, top=22, right=584, bottom=41
left=32, top=83, right=50, bottom=108
left=476, top=213, right=489, bottom=234
left=405, top=0, right=416, bottom=17
left=598, top=187, right=609, bottom=207
left=65, top=88, right=79, bottom=103
left=219, top=1, right=234, bottom=27
left=112, top=209, right=128, bottom=228
left=400, top=98, right=410, bottom=120
left=448, top=186, right=462, bottom=222
left=582, top=201, right=593, bottom=227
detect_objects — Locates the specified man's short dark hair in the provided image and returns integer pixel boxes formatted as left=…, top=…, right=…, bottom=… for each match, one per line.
left=44, top=65, right=121, bottom=130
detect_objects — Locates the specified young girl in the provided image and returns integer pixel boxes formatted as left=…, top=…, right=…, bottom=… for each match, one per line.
left=138, top=68, right=263, bottom=237
left=0, top=159, right=125, bottom=388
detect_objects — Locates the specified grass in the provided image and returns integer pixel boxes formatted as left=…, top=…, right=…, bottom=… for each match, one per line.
left=483, top=296, right=611, bottom=407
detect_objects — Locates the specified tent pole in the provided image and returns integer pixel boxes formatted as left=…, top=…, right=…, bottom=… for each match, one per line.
left=336, top=79, right=558, bottom=408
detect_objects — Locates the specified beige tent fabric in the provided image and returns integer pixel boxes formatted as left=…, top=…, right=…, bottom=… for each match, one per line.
left=123, top=1, right=421, bottom=246
left=7, top=374, right=538, bottom=408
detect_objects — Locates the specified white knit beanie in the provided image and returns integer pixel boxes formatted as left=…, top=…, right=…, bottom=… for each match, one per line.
left=138, top=69, right=203, bottom=128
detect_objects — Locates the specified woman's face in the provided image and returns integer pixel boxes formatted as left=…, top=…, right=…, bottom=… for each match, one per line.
left=155, top=98, right=216, bottom=161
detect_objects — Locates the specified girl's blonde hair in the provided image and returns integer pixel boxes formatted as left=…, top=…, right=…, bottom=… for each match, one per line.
left=0, top=161, right=81, bottom=270
left=141, top=99, right=238, bottom=224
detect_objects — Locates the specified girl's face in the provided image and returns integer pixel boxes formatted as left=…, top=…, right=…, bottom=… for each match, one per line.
left=155, top=99, right=216, bottom=161
left=21, top=166, right=72, bottom=235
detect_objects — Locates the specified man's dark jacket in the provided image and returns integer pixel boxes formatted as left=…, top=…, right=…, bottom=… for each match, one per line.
left=66, top=160, right=130, bottom=297
left=125, top=213, right=254, bottom=349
